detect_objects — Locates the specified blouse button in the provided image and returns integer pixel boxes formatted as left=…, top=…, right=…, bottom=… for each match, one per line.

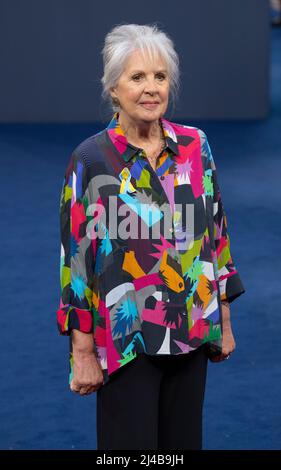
left=160, top=175, right=165, bottom=180
left=179, top=282, right=183, bottom=288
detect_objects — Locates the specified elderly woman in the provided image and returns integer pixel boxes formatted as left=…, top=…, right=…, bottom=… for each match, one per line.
left=56, top=23, right=245, bottom=450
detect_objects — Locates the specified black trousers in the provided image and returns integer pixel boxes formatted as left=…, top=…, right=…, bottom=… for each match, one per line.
left=96, top=344, right=208, bottom=450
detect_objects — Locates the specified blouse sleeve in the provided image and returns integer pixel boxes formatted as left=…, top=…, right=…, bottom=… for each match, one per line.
left=202, top=131, right=246, bottom=303
left=56, top=151, right=99, bottom=335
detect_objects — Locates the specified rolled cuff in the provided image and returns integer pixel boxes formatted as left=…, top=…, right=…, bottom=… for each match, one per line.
left=219, top=271, right=246, bottom=304
left=56, top=305, right=94, bottom=335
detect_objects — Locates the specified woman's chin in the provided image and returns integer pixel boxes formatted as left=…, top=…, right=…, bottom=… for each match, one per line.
left=136, top=109, right=162, bottom=122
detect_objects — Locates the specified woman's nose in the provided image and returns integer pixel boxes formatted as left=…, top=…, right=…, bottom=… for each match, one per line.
left=143, top=77, right=158, bottom=94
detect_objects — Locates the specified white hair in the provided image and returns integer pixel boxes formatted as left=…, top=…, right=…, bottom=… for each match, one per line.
left=100, top=23, right=180, bottom=114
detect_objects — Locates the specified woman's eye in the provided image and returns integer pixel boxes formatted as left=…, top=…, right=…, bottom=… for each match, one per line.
left=132, top=74, right=166, bottom=81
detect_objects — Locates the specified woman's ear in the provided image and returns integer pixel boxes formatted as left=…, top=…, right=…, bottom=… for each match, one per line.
left=109, top=86, right=117, bottom=100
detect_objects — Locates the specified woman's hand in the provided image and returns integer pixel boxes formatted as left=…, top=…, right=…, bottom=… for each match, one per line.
left=70, top=350, right=104, bottom=395
left=221, top=321, right=236, bottom=357
left=70, top=329, right=104, bottom=395
left=212, top=301, right=236, bottom=362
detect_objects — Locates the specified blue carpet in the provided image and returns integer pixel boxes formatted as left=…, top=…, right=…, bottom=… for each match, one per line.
left=1, top=29, right=280, bottom=450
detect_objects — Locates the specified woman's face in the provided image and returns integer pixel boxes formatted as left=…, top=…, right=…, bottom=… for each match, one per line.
left=110, top=48, right=170, bottom=123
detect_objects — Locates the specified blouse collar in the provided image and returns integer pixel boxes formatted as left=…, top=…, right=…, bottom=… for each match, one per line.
left=106, top=111, right=179, bottom=162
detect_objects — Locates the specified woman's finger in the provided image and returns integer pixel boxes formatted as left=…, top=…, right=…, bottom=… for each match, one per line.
left=79, top=386, right=96, bottom=395
left=70, top=380, right=84, bottom=393
left=70, top=377, right=103, bottom=394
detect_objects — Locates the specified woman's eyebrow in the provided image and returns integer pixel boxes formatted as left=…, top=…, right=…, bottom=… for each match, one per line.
left=130, top=69, right=168, bottom=74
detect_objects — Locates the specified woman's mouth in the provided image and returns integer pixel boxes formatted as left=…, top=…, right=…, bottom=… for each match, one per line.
left=140, top=102, right=160, bottom=110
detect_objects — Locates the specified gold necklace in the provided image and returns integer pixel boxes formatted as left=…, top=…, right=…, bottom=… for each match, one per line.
left=120, top=118, right=166, bottom=166
left=146, top=123, right=166, bottom=166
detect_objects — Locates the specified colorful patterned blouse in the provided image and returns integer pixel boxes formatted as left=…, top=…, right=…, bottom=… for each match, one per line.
left=56, top=111, right=245, bottom=386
